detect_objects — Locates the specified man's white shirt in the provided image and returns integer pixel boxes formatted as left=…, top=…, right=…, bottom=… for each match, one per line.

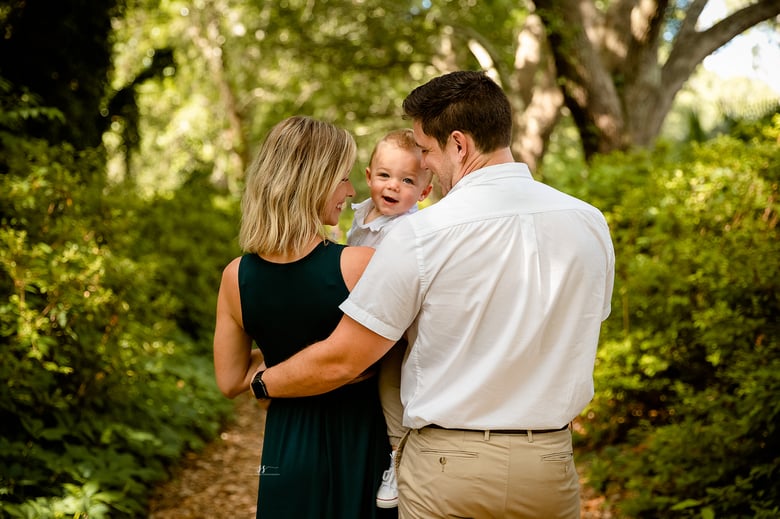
left=340, top=163, right=615, bottom=430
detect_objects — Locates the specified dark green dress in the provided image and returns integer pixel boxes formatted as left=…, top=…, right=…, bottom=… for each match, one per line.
left=239, top=241, right=394, bottom=519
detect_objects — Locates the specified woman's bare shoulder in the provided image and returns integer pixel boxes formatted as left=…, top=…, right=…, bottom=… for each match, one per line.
left=340, top=245, right=374, bottom=291
left=222, top=256, right=242, bottom=279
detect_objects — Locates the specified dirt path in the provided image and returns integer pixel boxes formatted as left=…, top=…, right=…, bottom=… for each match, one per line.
left=147, top=393, right=616, bottom=518
left=147, top=393, right=267, bottom=518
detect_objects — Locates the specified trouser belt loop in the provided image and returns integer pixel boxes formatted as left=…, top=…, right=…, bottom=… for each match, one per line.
left=528, top=430, right=534, bottom=443
left=484, top=430, right=490, bottom=441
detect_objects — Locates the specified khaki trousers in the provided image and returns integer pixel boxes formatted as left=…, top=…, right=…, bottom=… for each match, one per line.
left=396, top=426, right=579, bottom=519
left=378, top=339, right=408, bottom=446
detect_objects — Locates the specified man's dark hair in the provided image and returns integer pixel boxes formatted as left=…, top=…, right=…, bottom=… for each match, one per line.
left=402, top=70, right=512, bottom=152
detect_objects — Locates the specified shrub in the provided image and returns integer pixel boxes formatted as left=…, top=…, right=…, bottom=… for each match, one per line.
left=0, top=136, right=233, bottom=518
left=567, top=116, right=779, bottom=516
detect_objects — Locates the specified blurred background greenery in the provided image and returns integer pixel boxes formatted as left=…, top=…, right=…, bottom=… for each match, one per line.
left=1, top=1, right=778, bottom=517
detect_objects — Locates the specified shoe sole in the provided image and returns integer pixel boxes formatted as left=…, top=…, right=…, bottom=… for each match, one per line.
left=376, top=501, right=398, bottom=509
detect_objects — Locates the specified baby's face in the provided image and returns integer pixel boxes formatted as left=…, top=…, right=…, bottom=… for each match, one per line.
left=366, top=142, right=431, bottom=217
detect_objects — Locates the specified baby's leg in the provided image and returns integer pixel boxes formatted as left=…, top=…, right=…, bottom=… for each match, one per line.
left=378, top=338, right=408, bottom=448
left=376, top=339, right=408, bottom=509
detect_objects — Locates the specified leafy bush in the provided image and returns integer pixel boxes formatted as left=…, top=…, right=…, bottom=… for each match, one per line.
left=0, top=136, right=233, bottom=518
left=566, top=114, right=780, bottom=516
left=128, top=169, right=242, bottom=347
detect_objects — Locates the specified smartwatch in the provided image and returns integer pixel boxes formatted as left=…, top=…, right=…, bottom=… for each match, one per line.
left=251, top=370, right=270, bottom=399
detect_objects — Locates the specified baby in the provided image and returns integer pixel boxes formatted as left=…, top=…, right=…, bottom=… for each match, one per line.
left=347, top=128, right=433, bottom=509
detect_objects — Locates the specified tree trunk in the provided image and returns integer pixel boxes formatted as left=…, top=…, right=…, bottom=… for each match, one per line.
left=531, top=0, right=780, bottom=161
left=509, top=13, right=564, bottom=173
left=534, top=0, right=629, bottom=160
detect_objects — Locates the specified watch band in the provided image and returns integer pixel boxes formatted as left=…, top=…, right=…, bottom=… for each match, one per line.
left=251, top=369, right=270, bottom=399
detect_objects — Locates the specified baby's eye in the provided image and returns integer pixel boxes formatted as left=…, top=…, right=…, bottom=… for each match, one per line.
left=377, top=172, right=390, bottom=178
left=403, top=178, right=415, bottom=185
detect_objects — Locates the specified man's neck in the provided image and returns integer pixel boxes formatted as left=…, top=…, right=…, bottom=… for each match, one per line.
left=459, top=147, right=515, bottom=180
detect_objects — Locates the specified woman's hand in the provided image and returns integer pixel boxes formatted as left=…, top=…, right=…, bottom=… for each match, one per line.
left=346, top=368, right=376, bottom=385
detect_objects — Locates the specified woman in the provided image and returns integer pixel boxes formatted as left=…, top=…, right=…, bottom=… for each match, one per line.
left=212, top=116, right=392, bottom=518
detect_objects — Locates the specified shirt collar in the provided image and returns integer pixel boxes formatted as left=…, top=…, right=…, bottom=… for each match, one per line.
left=351, top=198, right=419, bottom=232
left=448, top=162, right=533, bottom=196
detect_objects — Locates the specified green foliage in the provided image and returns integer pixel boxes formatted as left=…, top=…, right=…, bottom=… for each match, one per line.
left=664, top=70, right=780, bottom=143
left=110, top=0, right=443, bottom=197
left=0, top=78, right=65, bottom=132
left=127, top=169, right=242, bottom=346
left=3, top=2, right=779, bottom=517
left=110, top=0, right=533, bottom=201
left=569, top=114, right=780, bottom=516
left=0, top=135, right=233, bottom=517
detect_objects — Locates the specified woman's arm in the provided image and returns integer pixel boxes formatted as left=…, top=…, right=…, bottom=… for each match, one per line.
left=213, top=257, right=264, bottom=398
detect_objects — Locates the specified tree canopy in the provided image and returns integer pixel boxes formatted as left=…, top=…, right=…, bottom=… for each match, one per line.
left=5, top=0, right=776, bottom=189
left=1, top=1, right=779, bottom=517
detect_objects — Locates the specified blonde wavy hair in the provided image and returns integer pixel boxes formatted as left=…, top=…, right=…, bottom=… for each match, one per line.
left=239, top=116, right=357, bottom=255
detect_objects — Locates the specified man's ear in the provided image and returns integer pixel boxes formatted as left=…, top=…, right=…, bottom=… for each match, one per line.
left=451, top=131, right=469, bottom=160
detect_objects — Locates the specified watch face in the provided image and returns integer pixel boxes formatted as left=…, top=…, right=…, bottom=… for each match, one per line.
left=251, top=371, right=267, bottom=399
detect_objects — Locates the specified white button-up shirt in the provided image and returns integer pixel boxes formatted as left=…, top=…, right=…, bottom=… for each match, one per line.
left=346, top=198, right=419, bottom=248
left=341, top=162, right=615, bottom=430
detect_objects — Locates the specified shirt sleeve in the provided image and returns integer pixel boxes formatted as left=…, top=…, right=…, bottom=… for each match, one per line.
left=339, top=220, right=421, bottom=340
left=599, top=215, right=616, bottom=321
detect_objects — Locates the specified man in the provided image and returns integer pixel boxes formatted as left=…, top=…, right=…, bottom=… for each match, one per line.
left=257, top=70, right=615, bottom=518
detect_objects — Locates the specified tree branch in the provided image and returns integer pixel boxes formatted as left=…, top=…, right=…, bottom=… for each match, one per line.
left=513, top=12, right=547, bottom=105
left=602, top=0, right=635, bottom=71
left=623, top=0, right=668, bottom=80
left=664, top=0, right=780, bottom=99
left=534, top=0, right=627, bottom=157
left=511, top=12, right=564, bottom=172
